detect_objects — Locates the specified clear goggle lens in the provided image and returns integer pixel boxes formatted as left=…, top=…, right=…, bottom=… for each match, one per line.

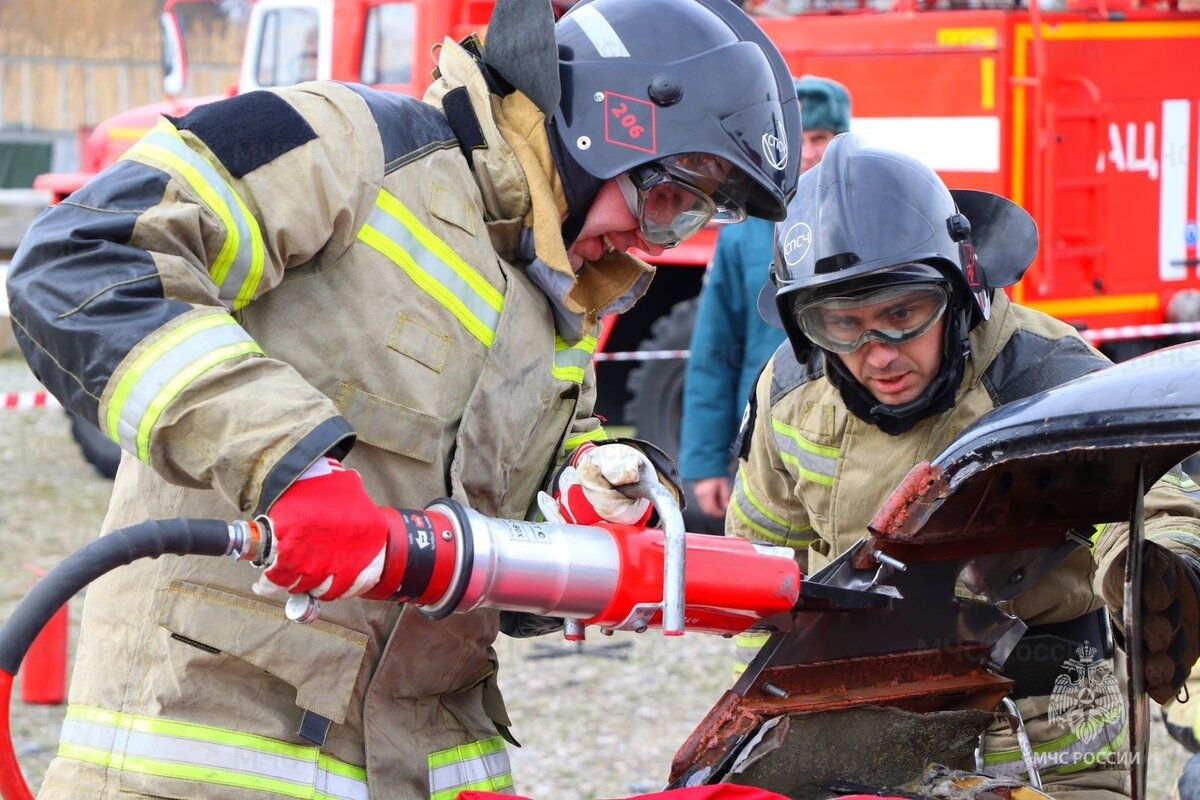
left=795, top=282, right=950, bottom=354
left=617, top=153, right=750, bottom=247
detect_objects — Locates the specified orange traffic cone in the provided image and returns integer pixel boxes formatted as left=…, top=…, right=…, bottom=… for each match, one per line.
left=19, top=564, right=68, bottom=705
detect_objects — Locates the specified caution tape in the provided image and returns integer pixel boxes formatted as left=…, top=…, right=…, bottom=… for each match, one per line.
left=1, top=390, right=62, bottom=411
left=1079, top=321, right=1200, bottom=346
left=593, top=349, right=689, bottom=362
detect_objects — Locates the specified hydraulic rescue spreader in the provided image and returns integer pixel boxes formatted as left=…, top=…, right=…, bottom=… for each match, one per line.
left=0, top=482, right=803, bottom=800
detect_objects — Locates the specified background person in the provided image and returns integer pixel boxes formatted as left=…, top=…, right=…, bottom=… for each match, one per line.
left=5, top=0, right=800, bottom=797
left=680, top=75, right=850, bottom=531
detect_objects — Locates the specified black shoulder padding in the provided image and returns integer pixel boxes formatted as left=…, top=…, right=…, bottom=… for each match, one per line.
left=345, top=84, right=458, bottom=173
left=982, top=329, right=1109, bottom=406
left=770, top=342, right=824, bottom=406
left=168, top=91, right=317, bottom=179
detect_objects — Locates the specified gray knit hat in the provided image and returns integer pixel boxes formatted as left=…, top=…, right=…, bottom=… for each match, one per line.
left=795, top=74, right=851, bottom=134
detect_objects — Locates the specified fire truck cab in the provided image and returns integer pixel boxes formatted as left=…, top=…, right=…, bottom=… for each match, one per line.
left=32, top=0, right=1200, bottom=530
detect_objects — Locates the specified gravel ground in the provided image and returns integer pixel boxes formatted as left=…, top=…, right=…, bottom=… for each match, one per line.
left=0, top=350, right=1193, bottom=798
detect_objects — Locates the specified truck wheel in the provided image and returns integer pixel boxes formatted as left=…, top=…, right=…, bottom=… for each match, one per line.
left=623, top=298, right=724, bottom=534
left=68, top=411, right=121, bottom=479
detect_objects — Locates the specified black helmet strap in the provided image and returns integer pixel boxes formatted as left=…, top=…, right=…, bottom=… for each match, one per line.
left=823, top=304, right=972, bottom=436
left=546, top=116, right=605, bottom=247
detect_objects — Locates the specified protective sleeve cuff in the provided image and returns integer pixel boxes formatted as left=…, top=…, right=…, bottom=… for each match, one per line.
left=254, top=417, right=356, bottom=516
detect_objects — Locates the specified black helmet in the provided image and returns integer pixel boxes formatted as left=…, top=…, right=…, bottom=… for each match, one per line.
left=551, top=0, right=801, bottom=223
left=762, top=134, right=1038, bottom=433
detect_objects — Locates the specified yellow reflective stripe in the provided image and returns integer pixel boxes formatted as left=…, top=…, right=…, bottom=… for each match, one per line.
left=734, top=630, right=770, bottom=679
left=66, top=705, right=321, bottom=756
left=229, top=187, right=267, bottom=310
left=1046, top=720, right=1128, bottom=776
left=136, top=340, right=261, bottom=460
left=552, top=335, right=598, bottom=383
left=358, top=189, right=503, bottom=348
left=563, top=428, right=608, bottom=456
left=123, top=128, right=237, bottom=287
left=428, top=736, right=512, bottom=800
left=427, top=736, right=506, bottom=769
left=983, top=704, right=1124, bottom=767
left=770, top=418, right=839, bottom=459
left=61, top=745, right=316, bottom=798
left=736, top=631, right=771, bottom=647
left=1162, top=472, right=1200, bottom=492
left=359, top=222, right=498, bottom=348
left=771, top=417, right=838, bottom=487
left=58, top=705, right=367, bottom=799
left=107, top=313, right=263, bottom=461
left=730, top=466, right=813, bottom=546
left=376, top=190, right=503, bottom=311
left=121, top=121, right=265, bottom=310
left=431, top=774, right=514, bottom=800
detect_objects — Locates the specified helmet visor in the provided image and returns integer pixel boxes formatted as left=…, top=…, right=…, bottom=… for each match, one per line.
left=618, top=153, right=750, bottom=247
left=795, top=282, right=949, bottom=354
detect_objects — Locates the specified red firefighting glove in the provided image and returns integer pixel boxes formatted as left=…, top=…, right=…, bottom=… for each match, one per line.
left=252, top=457, right=388, bottom=601
left=1139, top=543, right=1200, bottom=704
left=557, top=442, right=655, bottom=526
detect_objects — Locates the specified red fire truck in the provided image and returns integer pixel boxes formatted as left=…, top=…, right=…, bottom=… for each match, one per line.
left=34, top=0, right=1200, bottom=500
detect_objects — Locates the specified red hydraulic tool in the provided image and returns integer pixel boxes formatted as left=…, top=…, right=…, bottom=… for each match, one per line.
left=0, top=479, right=885, bottom=800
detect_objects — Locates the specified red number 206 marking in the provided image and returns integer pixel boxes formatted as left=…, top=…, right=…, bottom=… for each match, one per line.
left=609, top=102, right=645, bottom=139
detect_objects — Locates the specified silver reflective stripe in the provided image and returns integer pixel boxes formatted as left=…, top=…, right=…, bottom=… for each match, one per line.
left=123, top=121, right=266, bottom=310
left=567, top=5, right=630, bottom=58
left=428, top=737, right=513, bottom=800
left=552, top=335, right=597, bottom=384
left=107, top=313, right=263, bottom=461
left=729, top=466, right=814, bottom=547
left=57, top=706, right=367, bottom=800
left=770, top=417, right=838, bottom=487
left=358, top=189, right=503, bottom=348
left=983, top=706, right=1127, bottom=779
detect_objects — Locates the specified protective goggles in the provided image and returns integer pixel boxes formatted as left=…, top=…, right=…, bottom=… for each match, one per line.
left=617, top=153, right=750, bottom=247
left=794, top=282, right=950, bottom=354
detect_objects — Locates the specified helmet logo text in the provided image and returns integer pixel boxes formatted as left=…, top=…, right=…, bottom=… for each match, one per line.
left=782, top=222, right=812, bottom=266
left=604, top=92, right=657, bottom=155
left=763, top=125, right=788, bottom=171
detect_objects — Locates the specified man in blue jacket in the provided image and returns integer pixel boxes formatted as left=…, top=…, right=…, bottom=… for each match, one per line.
left=680, top=75, right=851, bottom=524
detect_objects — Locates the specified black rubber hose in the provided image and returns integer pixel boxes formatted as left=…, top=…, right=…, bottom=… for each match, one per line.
left=0, top=518, right=231, bottom=675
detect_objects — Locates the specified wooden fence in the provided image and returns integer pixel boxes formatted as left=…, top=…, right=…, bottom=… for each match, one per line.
left=0, top=0, right=244, bottom=134
left=0, top=55, right=240, bottom=133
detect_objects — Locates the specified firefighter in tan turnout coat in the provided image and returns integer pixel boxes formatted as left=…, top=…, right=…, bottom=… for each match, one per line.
left=731, top=134, right=1200, bottom=799
left=5, top=0, right=801, bottom=797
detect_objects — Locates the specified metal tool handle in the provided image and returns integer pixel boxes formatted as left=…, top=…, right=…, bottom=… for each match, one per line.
left=619, top=478, right=686, bottom=635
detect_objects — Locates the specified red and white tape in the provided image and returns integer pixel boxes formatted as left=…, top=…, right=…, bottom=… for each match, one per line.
left=1, top=390, right=62, bottom=411
left=1080, top=321, right=1200, bottom=346
left=593, top=349, right=689, bottom=362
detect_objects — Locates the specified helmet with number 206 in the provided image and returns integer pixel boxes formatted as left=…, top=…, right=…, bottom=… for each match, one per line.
left=551, top=0, right=802, bottom=223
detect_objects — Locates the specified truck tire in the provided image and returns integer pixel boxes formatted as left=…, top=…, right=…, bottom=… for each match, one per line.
left=68, top=411, right=121, bottom=479
left=623, top=298, right=724, bottom=534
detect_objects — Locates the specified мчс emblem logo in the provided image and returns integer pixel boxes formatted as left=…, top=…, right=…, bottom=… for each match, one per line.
left=781, top=222, right=813, bottom=266
left=1048, top=641, right=1124, bottom=746
left=763, top=123, right=788, bottom=171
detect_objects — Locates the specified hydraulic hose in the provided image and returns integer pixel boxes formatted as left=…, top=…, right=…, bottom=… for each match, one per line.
left=0, top=517, right=236, bottom=800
